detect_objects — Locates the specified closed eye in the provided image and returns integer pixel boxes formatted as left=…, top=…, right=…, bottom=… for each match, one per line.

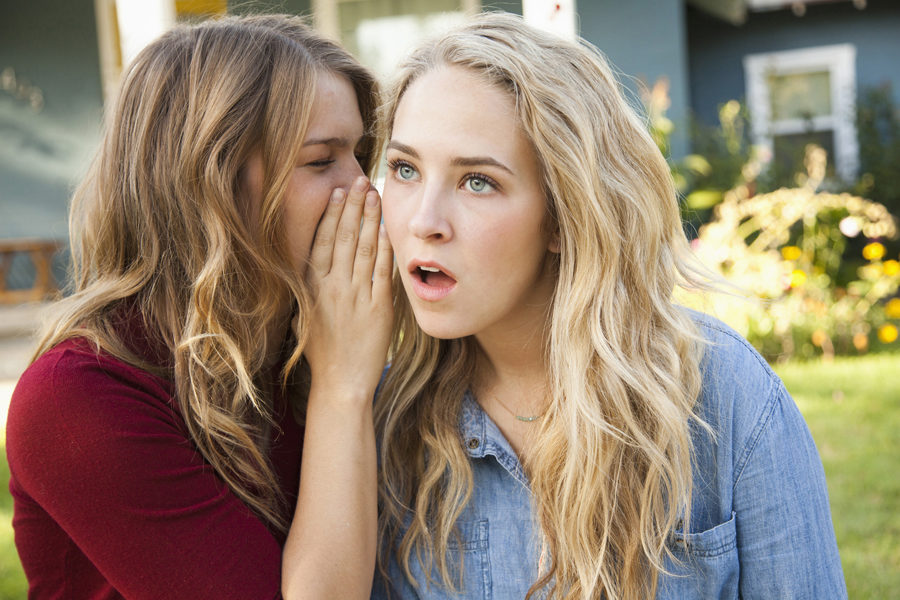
left=305, top=159, right=335, bottom=168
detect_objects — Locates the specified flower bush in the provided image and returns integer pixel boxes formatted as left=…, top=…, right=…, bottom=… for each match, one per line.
left=641, top=80, right=900, bottom=359
left=685, top=146, right=900, bottom=360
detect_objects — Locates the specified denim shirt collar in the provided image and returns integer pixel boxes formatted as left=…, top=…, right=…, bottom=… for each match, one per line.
left=459, top=391, right=530, bottom=488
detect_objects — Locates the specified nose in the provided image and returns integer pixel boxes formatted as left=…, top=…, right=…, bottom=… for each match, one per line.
left=408, top=183, right=452, bottom=241
left=335, top=156, right=367, bottom=194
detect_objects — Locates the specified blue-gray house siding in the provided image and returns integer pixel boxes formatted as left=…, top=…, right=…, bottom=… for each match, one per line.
left=579, top=0, right=692, bottom=159
left=687, top=0, right=900, bottom=126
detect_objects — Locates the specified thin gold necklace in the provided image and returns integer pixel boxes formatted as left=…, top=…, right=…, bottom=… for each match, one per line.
left=489, top=393, right=545, bottom=423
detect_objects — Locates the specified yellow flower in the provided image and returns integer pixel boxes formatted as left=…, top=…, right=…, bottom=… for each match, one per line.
left=790, top=269, right=807, bottom=287
left=878, top=324, right=898, bottom=344
left=884, top=260, right=900, bottom=276
left=811, top=330, right=828, bottom=347
left=853, top=332, right=869, bottom=352
left=887, top=298, right=900, bottom=320
left=781, top=246, right=802, bottom=261
left=863, top=242, right=886, bottom=261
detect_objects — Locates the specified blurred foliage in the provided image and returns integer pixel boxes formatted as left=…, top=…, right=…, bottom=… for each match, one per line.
left=854, top=83, right=900, bottom=219
left=642, top=81, right=900, bottom=360
left=687, top=144, right=899, bottom=360
left=646, top=81, right=900, bottom=236
left=681, top=100, right=758, bottom=214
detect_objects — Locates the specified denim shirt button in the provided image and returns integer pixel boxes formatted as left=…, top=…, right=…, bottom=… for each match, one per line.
left=467, top=437, right=480, bottom=450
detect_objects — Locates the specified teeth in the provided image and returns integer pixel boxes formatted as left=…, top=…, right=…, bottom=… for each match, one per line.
left=419, top=266, right=440, bottom=272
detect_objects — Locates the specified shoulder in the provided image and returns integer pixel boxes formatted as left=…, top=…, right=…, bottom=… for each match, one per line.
left=7, top=338, right=180, bottom=481
left=683, top=309, right=795, bottom=449
left=682, top=309, right=815, bottom=481
left=11, top=337, right=173, bottom=415
left=684, top=308, right=783, bottom=406
left=687, top=309, right=776, bottom=381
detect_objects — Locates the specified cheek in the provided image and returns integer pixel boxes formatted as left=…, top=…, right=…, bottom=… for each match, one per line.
left=479, top=216, right=547, bottom=272
left=290, top=173, right=333, bottom=218
left=282, top=178, right=331, bottom=255
left=381, top=185, right=408, bottom=245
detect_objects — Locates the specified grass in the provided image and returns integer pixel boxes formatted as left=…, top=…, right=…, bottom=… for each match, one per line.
left=0, top=452, right=26, bottom=599
left=0, top=353, right=897, bottom=598
left=774, top=353, right=900, bottom=599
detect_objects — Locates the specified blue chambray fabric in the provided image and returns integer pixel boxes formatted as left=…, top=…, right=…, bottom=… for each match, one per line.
left=371, top=311, right=847, bottom=599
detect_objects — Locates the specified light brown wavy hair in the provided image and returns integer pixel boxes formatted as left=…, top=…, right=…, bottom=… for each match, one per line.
left=34, top=14, right=380, bottom=533
left=376, top=12, right=711, bottom=599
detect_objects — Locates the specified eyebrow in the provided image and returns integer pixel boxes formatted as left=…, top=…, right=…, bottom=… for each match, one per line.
left=387, top=140, right=514, bottom=175
left=303, top=136, right=360, bottom=148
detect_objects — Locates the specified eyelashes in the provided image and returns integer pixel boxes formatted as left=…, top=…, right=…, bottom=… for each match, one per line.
left=462, top=173, right=498, bottom=194
left=387, top=159, right=418, bottom=182
left=386, top=158, right=501, bottom=194
left=304, top=159, right=335, bottom=168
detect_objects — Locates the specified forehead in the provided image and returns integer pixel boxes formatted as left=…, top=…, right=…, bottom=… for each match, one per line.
left=392, top=66, right=529, bottom=159
left=305, top=71, right=364, bottom=140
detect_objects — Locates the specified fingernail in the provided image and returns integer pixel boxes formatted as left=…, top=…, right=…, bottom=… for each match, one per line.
left=366, top=190, right=378, bottom=207
left=331, top=189, right=344, bottom=203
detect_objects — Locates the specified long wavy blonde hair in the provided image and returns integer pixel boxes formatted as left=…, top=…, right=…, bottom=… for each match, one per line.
left=376, top=13, right=710, bottom=599
left=34, top=14, right=380, bottom=533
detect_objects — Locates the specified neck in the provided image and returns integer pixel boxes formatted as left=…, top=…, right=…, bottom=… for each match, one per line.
left=474, top=317, right=550, bottom=419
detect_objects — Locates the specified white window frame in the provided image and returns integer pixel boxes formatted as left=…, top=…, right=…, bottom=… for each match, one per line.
left=744, top=43, right=858, bottom=181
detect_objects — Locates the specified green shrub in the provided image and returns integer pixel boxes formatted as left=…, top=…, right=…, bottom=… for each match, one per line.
left=642, top=80, right=900, bottom=359
left=684, top=145, right=900, bottom=360
left=855, top=83, right=900, bottom=221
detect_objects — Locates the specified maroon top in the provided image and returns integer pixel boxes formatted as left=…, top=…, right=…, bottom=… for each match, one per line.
left=6, top=336, right=303, bottom=599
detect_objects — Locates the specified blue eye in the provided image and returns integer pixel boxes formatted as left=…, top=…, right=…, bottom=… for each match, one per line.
left=388, top=160, right=419, bottom=181
left=465, top=175, right=495, bottom=193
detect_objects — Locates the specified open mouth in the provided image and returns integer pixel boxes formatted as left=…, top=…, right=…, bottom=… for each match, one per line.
left=408, top=262, right=457, bottom=302
left=414, top=265, right=457, bottom=288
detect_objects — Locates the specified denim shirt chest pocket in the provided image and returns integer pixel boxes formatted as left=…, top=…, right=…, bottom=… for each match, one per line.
left=658, top=512, right=739, bottom=599
left=406, top=519, right=492, bottom=599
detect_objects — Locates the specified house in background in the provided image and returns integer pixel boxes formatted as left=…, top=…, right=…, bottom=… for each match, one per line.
left=687, top=0, right=900, bottom=185
left=2, top=0, right=898, bottom=294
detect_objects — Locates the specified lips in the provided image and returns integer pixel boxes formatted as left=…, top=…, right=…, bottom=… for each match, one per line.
left=408, top=260, right=457, bottom=302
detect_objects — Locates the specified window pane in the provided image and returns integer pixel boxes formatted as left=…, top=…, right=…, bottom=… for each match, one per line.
left=337, top=0, right=468, bottom=77
left=768, top=70, right=832, bottom=120
left=772, top=130, right=836, bottom=182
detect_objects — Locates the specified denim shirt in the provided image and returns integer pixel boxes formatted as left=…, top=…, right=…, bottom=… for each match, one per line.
left=372, top=312, right=847, bottom=599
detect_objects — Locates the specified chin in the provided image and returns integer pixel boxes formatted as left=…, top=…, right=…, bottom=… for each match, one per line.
left=410, top=307, right=474, bottom=340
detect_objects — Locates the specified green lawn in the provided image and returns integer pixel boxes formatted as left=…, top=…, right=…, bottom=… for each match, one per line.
left=1, top=353, right=898, bottom=598
left=774, top=353, right=900, bottom=599
left=0, top=451, right=26, bottom=599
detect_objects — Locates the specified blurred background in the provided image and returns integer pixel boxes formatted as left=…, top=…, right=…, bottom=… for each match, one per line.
left=2, top=0, right=898, bottom=597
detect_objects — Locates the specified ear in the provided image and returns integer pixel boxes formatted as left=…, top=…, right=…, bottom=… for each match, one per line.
left=547, top=230, right=561, bottom=254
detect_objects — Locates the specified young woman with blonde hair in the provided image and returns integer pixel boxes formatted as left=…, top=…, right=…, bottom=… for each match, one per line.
left=373, top=12, right=845, bottom=599
left=6, top=14, right=391, bottom=599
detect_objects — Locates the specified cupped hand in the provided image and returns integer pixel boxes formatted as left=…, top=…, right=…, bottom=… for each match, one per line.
left=303, top=176, right=394, bottom=401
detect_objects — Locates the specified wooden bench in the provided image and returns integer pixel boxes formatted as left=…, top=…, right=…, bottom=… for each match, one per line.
left=0, top=238, right=63, bottom=304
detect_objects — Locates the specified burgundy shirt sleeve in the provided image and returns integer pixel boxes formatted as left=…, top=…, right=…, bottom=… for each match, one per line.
left=6, top=340, right=292, bottom=599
